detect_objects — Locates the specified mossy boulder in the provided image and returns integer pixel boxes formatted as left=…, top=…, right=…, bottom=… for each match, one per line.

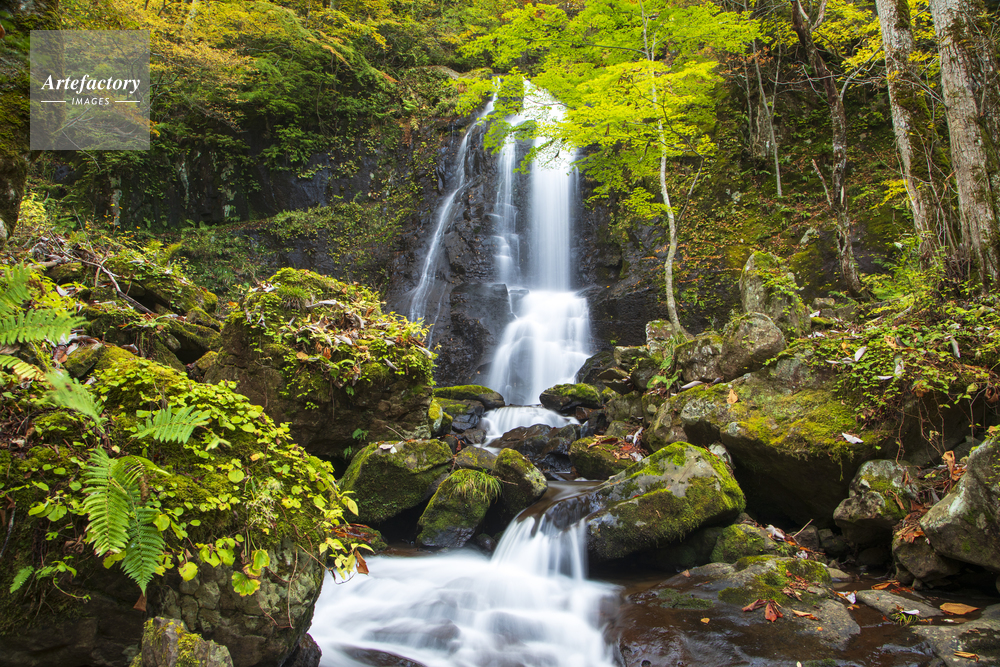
left=920, top=439, right=1000, bottom=571
left=539, top=383, right=604, bottom=413
left=454, top=446, right=498, bottom=472
left=709, top=523, right=794, bottom=563
left=575, top=350, right=617, bottom=386
left=715, top=555, right=833, bottom=607
left=435, top=397, right=484, bottom=431
left=417, top=470, right=497, bottom=548
left=833, top=459, right=918, bottom=546
left=338, top=439, right=453, bottom=524
left=432, top=385, right=505, bottom=409
left=428, top=397, right=452, bottom=436
left=674, top=333, right=724, bottom=383
left=648, top=360, right=889, bottom=525
left=719, top=313, right=786, bottom=380
left=739, top=252, right=810, bottom=339
left=0, top=348, right=362, bottom=667
left=585, top=443, right=746, bottom=562
left=569, top=436, right=638, bottom=480
left=205, top=268, right=434, bottom=464
left=130, top=617, right=233, bottom=667
left=892, top=534, right=962, bottom=584
left=492, top=449, right=547, bottom=524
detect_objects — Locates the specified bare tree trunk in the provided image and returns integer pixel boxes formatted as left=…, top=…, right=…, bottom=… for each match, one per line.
left=752, top=43, right=783, bottom=198
left=929, top=0, right=1000, bottom=286
left=876, top=0, right=953, bottom=263
left=791, top=0, right=864, bottom=296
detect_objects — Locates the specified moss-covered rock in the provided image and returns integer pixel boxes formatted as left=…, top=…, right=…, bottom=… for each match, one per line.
left=428, top=397, right=452, bottom=436
left=338, top=439, right=453, bottom=524
left=719, top=312, right=786, bottom=380
left=0, top=347, right=362, bottom=667
left=417, top=469, right=497, bottom=548
left=539, top=383, right=604, bottom=413
left=432, top=385, right=505, bottom=409
left=131, top=616, right=233, bottom=667
left=585, top=443, right=745, bottom=562
left=569, top=436, right=638, bottom=480
left=920, top=439, right=1000, bottom=571
left=833, top=459, right=918, bottom=545
left=492, top=449, right=547, bottom=524
left=205, top=268, right=434, bottom=464
left=739, top=252, right=810, bottom=339
left=674, top=333, right=724, bottom=383
left=454, top=446, right=498, bottom=472
left=709, top=523, right=795, bottom=563
left=435, top=397, right=484, bottom=431
left=716, top=555, right=832, bottom=606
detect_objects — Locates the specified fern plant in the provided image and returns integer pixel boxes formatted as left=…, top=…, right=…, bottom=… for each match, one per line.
left=81, top=448, right=166, bottom=595
left=0, top=263, right=82, bottom=380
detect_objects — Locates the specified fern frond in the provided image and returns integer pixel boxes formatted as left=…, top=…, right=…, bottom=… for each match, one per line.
left=0, top=309, right=82, bottom=346
left=121, top=504, right=165, bottom=595
left=134, top=405, right=211, bottom=444
left=81, top=449, right=132, bottom=554
left=45, top=371, right=106, bottom=426
left=0, top=354, right=44, bottom=381
left=0, top=264, right=33, bottom=316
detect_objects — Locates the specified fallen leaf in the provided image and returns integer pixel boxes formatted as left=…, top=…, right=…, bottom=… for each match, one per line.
left=765, top=601, right=783, bottom=622
left=854, top=346, right=867, bottom=362
left=940, top=603, right=979, bottom=616
left=791, top=610, right=818, bottom=620
left=743, top=599, right=767, bottom=612
left=899, top=609, right=921, bottom=615
left=295, top=351, right=309, bottom=361
left=872, top=581, right=894, bottom=590
left=727, top=388, right=738, bottom=405
left=953, top=651, right=978, bottom=661
left=682, top=570, right=691, bottom=578
left=700, top=618, right=710, bottom=624
left=355, top=550, right=369, bottom=575
left=842, top=432, right=863, bottom=444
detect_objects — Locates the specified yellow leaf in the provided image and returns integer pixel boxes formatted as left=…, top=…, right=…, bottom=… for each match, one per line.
left=727, top=388, right=738, bottom=405
left=940, top=603, right=978, bottom=616
left=296, top=351, right=309, bottom=361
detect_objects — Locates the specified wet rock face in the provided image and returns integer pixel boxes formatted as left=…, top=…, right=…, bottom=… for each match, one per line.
left=834, top=459, right=919, bottom=546
left=674, top=334, right=724, bottom=383
left=338, top=439, right=454, bottom=524
left=585, top=443, right=745, bottom=562
left=920, top=439, right=1000, bottom=571
left=492, top=449, right=547, bottom=524
left=494, top=423, right=580, bottom=476
left=539, top=383, right=604, bottom=413
left=151, top=544, right=322, bottom=667
left=435, top=283, right=514, bottom=385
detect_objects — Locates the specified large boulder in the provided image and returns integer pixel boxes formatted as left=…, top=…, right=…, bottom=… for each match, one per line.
left=585, top=443, right=745, bottom=562
left=494, top=423, right=580, bottom=475
left=539, top=383, right=604, bottom=413
left=920, top=439, right=1000, bottom=571
left=739, top=252, right=810, bottom=339
left=492, top=449, right=547, bottom=524
left=435, top=397, right=484, bottom=432
left=718, top=313, right=785, bottom=380
left=417, top=469, right=497, bottom=548
left=433, top=385, right=505, bottom=409
left=569, top=436, right=641, bottom=480
left=674, top=334, right=724, bottom=383
left=833, top=459, right=918, bottom=545
left=338, top=439, right=454, bottom=524
left=205, top=268, right=435, bottom=464
left=646, top=359, right=888, bottom=525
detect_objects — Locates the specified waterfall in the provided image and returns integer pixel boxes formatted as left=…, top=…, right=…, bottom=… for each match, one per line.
left=485, top=84, right=592, bottom=407
left=311, top=484, right=618, bottom=667
left=408, top=100, right=495, bottom=333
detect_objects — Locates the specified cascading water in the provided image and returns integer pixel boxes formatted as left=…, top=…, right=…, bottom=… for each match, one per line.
left=311, top=484, right=619, bottom=667
left=484, top=84, right=592, bottom=420
left=408, top=100, right=495, bottom=338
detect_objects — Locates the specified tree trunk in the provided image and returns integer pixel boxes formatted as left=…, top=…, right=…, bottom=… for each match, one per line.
left=876, top=0, right=954, bottom=264
left=791, top=0, right=864, bottom=296
left=929, top=0, right=1000, bottom=286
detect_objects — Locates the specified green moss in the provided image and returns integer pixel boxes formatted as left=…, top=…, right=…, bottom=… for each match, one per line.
left=417, top=469, right=497, bottom=547
left=568, top=437, right=636, bottom=479
left=655, top=587, right=714, bottom=610
left=719, top=557, right=829, bottom=606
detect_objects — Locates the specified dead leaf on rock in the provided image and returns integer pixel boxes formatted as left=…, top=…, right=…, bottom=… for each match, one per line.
left=765, top=601, right=783, bottom=622
left=727, top=388, right=738, bottom=405
left=940, top=603, right=978, bottom=616
left=700, top=618, right=710, bottom=624
left=953, top=651, right=979, bottom=661
left=743, top=599, right=767, bottom=612
left=791, top=610, right=818, bottom=620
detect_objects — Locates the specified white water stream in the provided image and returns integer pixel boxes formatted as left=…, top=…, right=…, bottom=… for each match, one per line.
left=312, top=486, right=619, bottom=667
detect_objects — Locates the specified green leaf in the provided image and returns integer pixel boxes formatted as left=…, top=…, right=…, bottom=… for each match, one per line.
left=45, top=371, right=106, bottom=426
left=227, top=469, right=245, bottom=483
left=231, top=571, right=260, bottom=597
left=9, top=566, right=34, bottom=593
left=251, top=549, right=270, bottom=573
left=153, top=514, right=170, bottom=532
left=133, top=405, right=211, bottom=444
left=178, top=562, right=199, bottom=581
